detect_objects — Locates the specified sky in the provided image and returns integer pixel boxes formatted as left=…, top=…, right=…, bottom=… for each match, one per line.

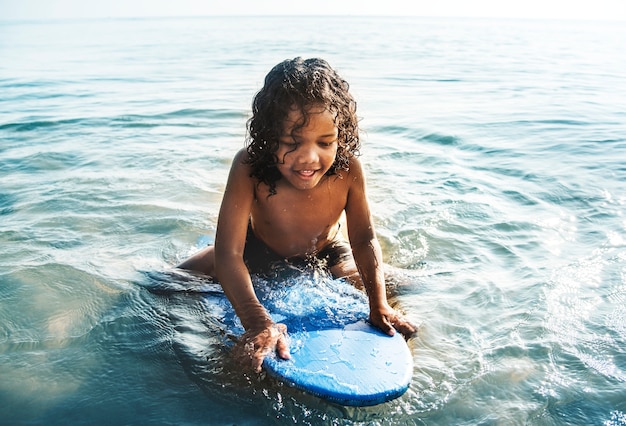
left=1, top=0, right=625, bottom=21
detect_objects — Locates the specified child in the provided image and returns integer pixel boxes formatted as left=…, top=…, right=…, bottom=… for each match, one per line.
left=177, top=57, right=416, bottom=372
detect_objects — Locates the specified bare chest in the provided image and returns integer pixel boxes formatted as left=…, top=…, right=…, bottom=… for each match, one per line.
left=250, top=175, right=349, bottom=256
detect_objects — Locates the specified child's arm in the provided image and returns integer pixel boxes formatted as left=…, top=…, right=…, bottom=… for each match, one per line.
left=214, top=150, right=290, bottom=371
left=345, top=159, right=417, bottom=339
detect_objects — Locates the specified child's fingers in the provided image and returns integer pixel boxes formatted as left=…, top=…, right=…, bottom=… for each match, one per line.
left=275, top=334, right=291, bottom=360
left=252, top=354, right=264, bottom=372
left=394, top=319, right=418, bottom=340
left=273, top=323, right=291, bottom=360
left=382, top=318, right=397, bottom=336
left=371, top=308, right=417, bottom=339
left=235, top=323, right=290, bottom=372
left=371, top=314, right=396, bottom=336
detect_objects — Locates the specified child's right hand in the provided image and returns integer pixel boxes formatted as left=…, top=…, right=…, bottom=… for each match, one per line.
left=233, top=322, right=291, bottom=373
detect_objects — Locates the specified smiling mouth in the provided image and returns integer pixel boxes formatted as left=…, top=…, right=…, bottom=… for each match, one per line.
left=297, top=170, right=316, bottom=178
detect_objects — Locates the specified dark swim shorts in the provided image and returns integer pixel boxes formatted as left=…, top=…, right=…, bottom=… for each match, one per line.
left=243, top=223, right=353, bottom=275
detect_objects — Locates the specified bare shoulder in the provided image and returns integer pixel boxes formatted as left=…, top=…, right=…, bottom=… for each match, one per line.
left=231, top=148, right=252, bottom=171
left=344, top=155, right=367, bottom=187
left=221, top=148, right=256, bottom=201
left=226, top=149, right=254, bottom=182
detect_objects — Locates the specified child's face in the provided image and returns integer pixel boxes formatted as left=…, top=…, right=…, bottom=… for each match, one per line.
left=276, top=105, right=338, bottom=191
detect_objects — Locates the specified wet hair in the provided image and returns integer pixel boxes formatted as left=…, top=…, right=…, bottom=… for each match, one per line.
left=245, top=57, right=360, bottom=195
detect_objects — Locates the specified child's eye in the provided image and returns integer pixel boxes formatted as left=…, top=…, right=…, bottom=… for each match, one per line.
left=280, top=140, right=298, bottom=148
left=319, top=140, right=337, bottom=148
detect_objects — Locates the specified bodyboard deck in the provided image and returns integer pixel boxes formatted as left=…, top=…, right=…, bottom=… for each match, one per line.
left=262, top=320, right=413, bottom=406
left=204, top=272, right=413, bottom=406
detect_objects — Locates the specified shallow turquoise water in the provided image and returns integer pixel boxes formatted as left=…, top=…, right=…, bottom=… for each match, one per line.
left=1, top=16, right=625, bottom=425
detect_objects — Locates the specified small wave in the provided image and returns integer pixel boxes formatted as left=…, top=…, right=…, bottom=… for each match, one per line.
left=0, top=107, right=245, bottom=132
left=483, top=118, right=593, bottom=129
left=368, top=125, right=461, bottom=147
left=0, top=117, right=90, bottom=132
left=139, top=269, right=222, bottom=295
left=110, top=108, right=245, bottom=128
left=369, top=124, right=413, bottom=135
left=0, top=151, right=87, bottom=173
left=421, top=132, right=461, bottom=146
left=0, top=192, right=17, bottom=216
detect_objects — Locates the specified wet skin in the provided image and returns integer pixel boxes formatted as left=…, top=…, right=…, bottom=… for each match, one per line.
left=177, top=105, right=417, bottom=372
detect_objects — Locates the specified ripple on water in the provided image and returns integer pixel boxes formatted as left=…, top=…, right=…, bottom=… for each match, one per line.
left=538, top=245, right=626, bottom=425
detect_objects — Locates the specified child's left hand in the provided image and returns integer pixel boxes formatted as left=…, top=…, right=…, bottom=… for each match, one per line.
left=369, top=304, right=417, bottom=340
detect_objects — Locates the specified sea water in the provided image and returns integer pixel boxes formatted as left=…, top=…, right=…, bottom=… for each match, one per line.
left=1, top=16, right=625, bottom=425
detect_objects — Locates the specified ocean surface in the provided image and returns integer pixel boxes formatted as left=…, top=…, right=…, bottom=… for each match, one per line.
left=1, top=15, right=625, bottom=425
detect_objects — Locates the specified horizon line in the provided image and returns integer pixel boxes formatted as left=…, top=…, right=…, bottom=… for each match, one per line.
left=2, top=13, right=625, bottom=24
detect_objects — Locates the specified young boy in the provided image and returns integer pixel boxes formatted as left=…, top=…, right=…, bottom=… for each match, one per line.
left=177, top=57, right=416, bottom=372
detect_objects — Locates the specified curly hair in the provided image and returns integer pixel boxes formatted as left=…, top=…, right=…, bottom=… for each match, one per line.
left=245, top=57, right=360, bottom=195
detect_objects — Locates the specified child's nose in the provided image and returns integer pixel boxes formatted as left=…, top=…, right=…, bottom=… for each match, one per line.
left=297, top=145, right=318, bottom=163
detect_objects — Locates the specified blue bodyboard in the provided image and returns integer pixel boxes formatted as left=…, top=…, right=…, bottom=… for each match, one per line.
left=207, top=273, right=413, bottom=406
left=262, top=319, right=412, bottom=406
